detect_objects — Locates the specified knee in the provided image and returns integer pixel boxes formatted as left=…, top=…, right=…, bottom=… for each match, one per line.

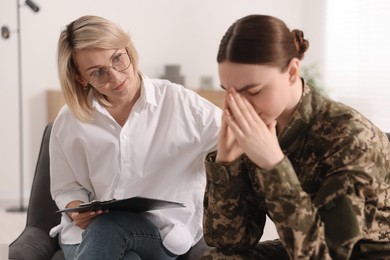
left=84, top=212, right=124, bottom=238
left=123, top=251, right=142, bottom=260
left=83, top=211, right=157, bottom=239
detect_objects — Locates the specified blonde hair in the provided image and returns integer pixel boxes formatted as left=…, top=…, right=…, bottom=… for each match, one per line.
left=57, top=15, right=141, bottom=122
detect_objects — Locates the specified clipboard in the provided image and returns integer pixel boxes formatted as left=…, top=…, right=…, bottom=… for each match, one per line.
left=57, top=196, right=185, bottom=213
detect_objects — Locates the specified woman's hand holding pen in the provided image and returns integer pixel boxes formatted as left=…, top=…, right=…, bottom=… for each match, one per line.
left=222, top=88, right=284, bottom=170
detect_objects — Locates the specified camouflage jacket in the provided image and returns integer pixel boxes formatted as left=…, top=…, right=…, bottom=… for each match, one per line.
left=203, top=83, right=390, bottom=259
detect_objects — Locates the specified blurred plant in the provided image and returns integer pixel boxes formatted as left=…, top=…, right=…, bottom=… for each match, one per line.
left=301, top=62, right=328, bottom=95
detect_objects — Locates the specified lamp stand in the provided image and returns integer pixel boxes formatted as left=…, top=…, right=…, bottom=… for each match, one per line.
left=7, top=0, right=27, bottom=213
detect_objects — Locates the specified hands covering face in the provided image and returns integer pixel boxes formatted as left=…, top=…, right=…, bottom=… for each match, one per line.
left=216, top=88, right=284, bottom=170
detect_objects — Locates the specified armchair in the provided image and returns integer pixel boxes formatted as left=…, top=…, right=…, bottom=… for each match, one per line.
left=9, top=123, right=211, bottom=260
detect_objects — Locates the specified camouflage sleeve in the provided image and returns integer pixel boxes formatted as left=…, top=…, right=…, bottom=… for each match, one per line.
left=203, top=127, right=389, bottom=259
left=203, top=151, right=266, bottom=251
left=250, top=145, right=389, bottom=260
left=249, top=157, right=335, bottom=259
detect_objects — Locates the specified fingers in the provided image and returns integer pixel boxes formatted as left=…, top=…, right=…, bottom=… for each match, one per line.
left=219, top=109, right=229, bottom=137
left=267, top=120, right=278, bottom=137
left=72, top=209, right=106, bottom=229
left=216, top=106, right=244, bottom=162
left=226, top=89, right=267, bottom=135
left=229, top=89, right=257, bottom=121
left=240, top=94, right=263, bottom=125
left=225, top=92, right=251, bottom=135
left=224, top=109, right=244, bottom=140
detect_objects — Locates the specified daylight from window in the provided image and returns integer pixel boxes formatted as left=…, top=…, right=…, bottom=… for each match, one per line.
left=325, top=0, right=390, bottom=131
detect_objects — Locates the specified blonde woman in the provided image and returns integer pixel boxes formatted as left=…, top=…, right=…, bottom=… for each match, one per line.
left=50, top=15, right=221, bottom=259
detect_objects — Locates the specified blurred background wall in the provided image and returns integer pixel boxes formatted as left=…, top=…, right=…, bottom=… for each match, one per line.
left=0, top=0, right=388, bottom=203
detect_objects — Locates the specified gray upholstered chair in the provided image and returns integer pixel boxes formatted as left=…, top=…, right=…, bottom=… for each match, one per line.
left=8, top=123, right=211, bottom=260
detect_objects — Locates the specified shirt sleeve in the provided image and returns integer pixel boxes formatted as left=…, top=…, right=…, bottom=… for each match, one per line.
left=191, top=90, right=222, bottom=153
left=50, top=118, right=90, bottom=211
left=203, top=152, right=267, bottom=251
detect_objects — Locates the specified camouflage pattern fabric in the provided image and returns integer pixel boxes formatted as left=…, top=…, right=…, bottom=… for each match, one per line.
left=201, top=239, right=288, bottom=260
left=201, top=83, right=390, bottom=259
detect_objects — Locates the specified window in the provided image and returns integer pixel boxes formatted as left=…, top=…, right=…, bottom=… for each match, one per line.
left=325, top=0, right=390, bottom=131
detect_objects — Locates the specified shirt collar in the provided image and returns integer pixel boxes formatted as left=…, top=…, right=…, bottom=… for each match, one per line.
left=140, top=74, right=157, bottom=107
left=279, top=79, right=324, bottom=150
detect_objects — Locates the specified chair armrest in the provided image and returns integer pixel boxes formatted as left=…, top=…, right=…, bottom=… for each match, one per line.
left=9, top=226, right=59, bottom=260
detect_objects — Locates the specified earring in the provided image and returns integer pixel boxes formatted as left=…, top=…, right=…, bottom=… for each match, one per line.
left=84, top=84, right=89, bottom=91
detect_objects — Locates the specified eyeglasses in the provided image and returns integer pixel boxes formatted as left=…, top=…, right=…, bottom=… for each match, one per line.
left=88, top=52, right=131, bottom=87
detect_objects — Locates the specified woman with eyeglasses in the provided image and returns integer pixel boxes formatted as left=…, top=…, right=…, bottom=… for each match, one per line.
left=200, top=14, right=390, bottom=259
left=50, top=15, right=221, bottom=260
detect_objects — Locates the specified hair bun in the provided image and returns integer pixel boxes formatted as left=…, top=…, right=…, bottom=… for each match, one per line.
left=292, top=29, right=309, bottom=59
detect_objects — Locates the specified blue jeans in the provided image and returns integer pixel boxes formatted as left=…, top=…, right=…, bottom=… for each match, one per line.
left=60, top=211, right=177, bottom=260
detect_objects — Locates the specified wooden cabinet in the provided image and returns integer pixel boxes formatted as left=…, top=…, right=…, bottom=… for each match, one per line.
left=47, top=89, right=225, bottom=123
left=196, top=90, right=225, bottom=109
left=46, top=90, right=65, bottom=123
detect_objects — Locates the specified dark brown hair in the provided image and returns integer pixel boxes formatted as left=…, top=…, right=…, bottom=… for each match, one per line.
left=217, top=14, right=309, bottom=72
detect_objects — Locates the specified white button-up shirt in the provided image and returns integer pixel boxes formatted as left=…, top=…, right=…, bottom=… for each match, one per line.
left=49, top=75, right=222, bottom=254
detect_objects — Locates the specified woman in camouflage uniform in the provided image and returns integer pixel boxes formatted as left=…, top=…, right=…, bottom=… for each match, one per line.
left=201, top=14, right=390, bottom=259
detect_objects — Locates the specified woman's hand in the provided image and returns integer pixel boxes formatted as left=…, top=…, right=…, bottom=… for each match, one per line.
left=70, top=210, right=105, bottom=230
left=66, top=200, right=106, bottom=230
left=224, top=89, right=284, bottom=170
left=215, top=95, right=244, bottom=163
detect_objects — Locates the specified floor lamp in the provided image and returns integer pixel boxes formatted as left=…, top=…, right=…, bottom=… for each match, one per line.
left=1, top=0, right=40, bottom=212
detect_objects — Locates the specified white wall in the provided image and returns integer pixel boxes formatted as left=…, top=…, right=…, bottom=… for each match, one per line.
left=324, top=0, right=390, bottom=132
left=0, top=0, right=308, bottom=201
